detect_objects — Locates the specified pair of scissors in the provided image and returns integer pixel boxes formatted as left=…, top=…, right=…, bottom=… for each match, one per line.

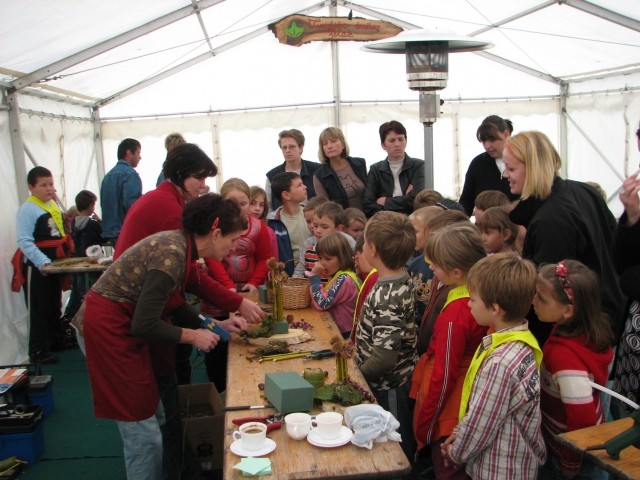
left=232, top=414, right=283, bottom=432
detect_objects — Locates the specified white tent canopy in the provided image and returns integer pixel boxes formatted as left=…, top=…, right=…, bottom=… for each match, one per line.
left=1, top=0, right=639, bottom=363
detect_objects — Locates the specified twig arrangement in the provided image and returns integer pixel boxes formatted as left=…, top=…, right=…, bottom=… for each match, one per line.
left=331, top=335, right=353, bottom=382
left=267, top=257, right=288, bottom=321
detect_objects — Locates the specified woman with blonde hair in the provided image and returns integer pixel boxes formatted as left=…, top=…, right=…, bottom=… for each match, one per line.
left=503, top=130, right=623, bottom=345
left=313, top=126, right=367, bottom=210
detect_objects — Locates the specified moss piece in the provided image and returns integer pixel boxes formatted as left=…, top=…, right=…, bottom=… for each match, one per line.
left=314, top=384, right=335, bottom=401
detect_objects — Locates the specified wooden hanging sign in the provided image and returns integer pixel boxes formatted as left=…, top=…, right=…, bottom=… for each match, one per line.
left=269, top=14, right=403, bottom=47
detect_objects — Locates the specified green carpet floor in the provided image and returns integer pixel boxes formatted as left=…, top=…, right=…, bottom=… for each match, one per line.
left=12, top=347, right=209, bottom=479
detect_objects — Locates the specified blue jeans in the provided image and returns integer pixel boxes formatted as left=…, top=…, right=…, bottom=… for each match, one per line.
left=116, top=401, right=164, bottom=480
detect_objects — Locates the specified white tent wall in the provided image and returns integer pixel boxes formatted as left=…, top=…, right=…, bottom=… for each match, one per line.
left=565, top=92, right=640, bottom=202
left=98, top=96, right=580, bottom=205
left=18, top=98, right=98, bottom=210
left=0, top=94, right=96, bottom=364
left=0, top=109, right=29, bottom=365
left=99, top=91, right=639, bottom=211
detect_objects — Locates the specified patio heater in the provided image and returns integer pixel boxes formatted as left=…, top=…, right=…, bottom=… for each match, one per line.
left=362, top=30, right=492, bottom=188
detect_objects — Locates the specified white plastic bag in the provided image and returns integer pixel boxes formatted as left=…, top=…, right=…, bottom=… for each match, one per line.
left=344, top=404, right=402, bottom=449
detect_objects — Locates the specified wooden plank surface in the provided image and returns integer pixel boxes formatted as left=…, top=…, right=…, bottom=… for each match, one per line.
left=556, top=418, right=640, bottom=480
left=45, top=257, right=109, bottom=274
left=224, top=301, right=411, bottom=479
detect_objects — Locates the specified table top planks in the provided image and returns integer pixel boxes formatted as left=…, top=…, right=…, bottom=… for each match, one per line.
left=556, top=418, right=640, bottom=480
left=223, top=302, right=411, bottom=479
left=45, top=257, right=109, bottom=273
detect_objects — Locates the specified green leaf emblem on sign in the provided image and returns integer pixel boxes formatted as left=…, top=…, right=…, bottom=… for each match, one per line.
left=285, top=21, right=304, bottom=38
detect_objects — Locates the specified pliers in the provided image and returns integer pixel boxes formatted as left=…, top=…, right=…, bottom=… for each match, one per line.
left=232, top=414, right=283, bottom=432
left=305, top=349, right=335, bottom=360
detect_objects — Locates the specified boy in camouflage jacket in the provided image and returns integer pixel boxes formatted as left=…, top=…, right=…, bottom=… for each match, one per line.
left=354, top=211, right=418, bottom=463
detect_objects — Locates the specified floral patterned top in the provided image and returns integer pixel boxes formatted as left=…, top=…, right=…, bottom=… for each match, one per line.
left=72, top=230, right=189, bottom=338
left=93, top=230, right=187, bottom=301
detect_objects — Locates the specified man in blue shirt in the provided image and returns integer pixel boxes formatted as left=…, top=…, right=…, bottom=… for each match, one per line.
left=100, top=138, right=142, bottom=246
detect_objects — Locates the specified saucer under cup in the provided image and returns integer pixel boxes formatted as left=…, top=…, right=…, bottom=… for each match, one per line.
left=230, top=438, right=276, bottom=457
left=232, top=421, right=267, bottom=451
left=307, top=426, right=353, bottom=448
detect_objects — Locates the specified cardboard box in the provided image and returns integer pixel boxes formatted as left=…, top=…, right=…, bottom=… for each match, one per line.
left=264, top=372, right=314, bottom=413
left=178, top=383, right=224, bottom=472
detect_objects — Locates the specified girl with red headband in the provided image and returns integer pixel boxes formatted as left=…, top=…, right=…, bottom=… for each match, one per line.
left=534, top=259, right=613, bottom=480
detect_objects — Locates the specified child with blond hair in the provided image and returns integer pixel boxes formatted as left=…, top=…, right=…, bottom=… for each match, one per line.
left=411, top=223, right=487, bottom=480
left=415, top=210, right=470, bottom=355
left=442, top=253, right=545, bottom=479
left=249, top=185, right=278, bottom=260
left=203, top=178, right=271, bottom=295
left=408, top=206, right=442, bottom=322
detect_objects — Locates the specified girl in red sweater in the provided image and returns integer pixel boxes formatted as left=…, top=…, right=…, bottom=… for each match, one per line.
left=203, top=179, right=271, bottom=303
left=534, top=260, right=613, bottom=480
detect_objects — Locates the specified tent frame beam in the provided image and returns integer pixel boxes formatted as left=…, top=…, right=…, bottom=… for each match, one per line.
left=10, top=0, right=226, bottom=91
left=563, top=0, right=640, bottom=33
left=469, top=0, right=557, bottom=36
left=95, top=1, right=333, bottom=108
left=7, top=92, right=28, bottom=203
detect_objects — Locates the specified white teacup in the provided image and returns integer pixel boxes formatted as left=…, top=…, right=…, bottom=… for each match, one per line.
left=312, top=411, right=343, bottom=440
left=232, top=422, right=267, bottom=451
left=285, top=412, right=312, bottom=440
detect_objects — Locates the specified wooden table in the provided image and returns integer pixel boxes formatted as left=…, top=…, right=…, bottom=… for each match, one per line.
left=556, top=418, right=640, bottom=480
left=45, top=257, right=108, bottom=291
left=223, top=302, right=412, bottom=479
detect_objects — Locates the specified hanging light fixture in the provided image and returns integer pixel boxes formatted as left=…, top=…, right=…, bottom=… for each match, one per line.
left=362, top=29, right=493, bottom=188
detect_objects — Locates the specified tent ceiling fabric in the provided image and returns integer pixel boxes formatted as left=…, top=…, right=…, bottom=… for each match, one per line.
left=1, top=0, right=639, bottom=117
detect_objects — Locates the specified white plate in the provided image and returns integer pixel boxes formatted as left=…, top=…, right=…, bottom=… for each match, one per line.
left=307, top=426, right=353, bottom=448
left=230, top=438, right=276, bottom=457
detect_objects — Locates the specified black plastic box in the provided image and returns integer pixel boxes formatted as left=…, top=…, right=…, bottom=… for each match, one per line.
left=0, top=405, right=44, bottom=434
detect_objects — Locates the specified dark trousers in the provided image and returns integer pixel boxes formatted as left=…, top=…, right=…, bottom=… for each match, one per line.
left=64, top=272, right=101, bottom=319
left=205, top=341, right=229, bottom=393
left=175, top=344, right=193, bottom=385
left=156, top=373, right=203, bottom=480
left=25, top=266, right=63, bottom=356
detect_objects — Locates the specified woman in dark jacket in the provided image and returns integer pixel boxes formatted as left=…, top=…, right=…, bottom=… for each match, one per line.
left=363, top=120, right=425, bottom=218
left=458, top=115, right=519, bottom=215
left=313, top=127, right=367, bottom=211
left=610, top=129, right=640, bottom=417
left=504, top=130, right=624, bottom=345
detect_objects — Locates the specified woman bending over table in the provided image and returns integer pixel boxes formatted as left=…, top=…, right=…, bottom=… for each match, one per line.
left=76, top=194, right=247, bottom=480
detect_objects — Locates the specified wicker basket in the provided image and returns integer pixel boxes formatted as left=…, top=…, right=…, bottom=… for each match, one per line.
left=267, top=278, right=311, bottom=309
